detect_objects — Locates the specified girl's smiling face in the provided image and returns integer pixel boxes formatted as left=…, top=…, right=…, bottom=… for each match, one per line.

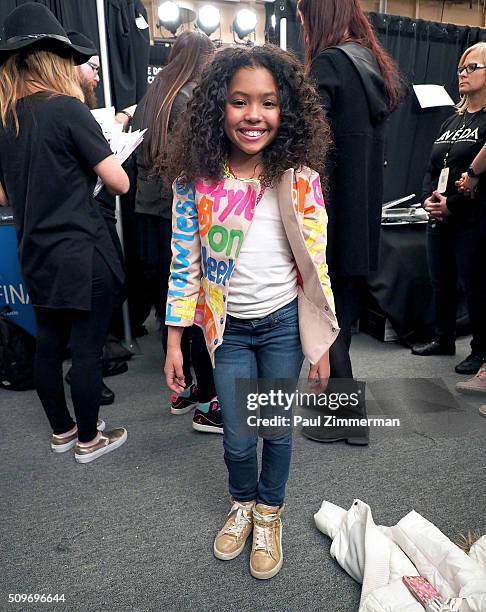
left=224, top=66, right=280, bottom=163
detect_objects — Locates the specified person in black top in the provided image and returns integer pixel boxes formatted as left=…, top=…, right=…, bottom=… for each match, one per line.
left=132, top=31, right=221, bottom=433
left=297, top=0, right=403, bottom=444
left=411, top=42, right=486, bottom=377
left=0, top=4, right=129, bottom=463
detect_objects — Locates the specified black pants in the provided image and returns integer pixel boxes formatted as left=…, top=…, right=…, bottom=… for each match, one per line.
left=137, top=214, right=216, bottom=401
left=162, top=324, right=216, bottom=402
left=34, top=251, right=115, bottom=442
left=426, top=220, right=484, bottom=352
left=329, top=276, right=366, bottom=379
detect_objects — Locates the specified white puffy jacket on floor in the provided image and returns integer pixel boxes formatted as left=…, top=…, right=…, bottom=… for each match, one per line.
left=314, top=500, right=486, bottom=612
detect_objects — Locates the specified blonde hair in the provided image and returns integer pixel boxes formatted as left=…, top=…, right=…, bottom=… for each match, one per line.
left=0, top=49, right=84, bottom=134
left=456, top=42, right=486, bottom=115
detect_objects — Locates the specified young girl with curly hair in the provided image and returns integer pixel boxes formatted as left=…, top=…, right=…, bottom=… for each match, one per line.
left=161, top=44, right=338, bottom=579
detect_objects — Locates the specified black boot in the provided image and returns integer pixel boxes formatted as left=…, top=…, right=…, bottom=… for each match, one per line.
left=301, top=380, right=369, bottom=445
left=455, top=352, right=485, bottom=375
left=411, top=339, right=455, bottom=356
left=102, top=360, right=128, bottom=378
left=65, top=368, right=115, bottom=405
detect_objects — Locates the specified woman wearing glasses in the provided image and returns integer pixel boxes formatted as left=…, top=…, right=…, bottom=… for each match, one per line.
left=411, top=43, right=486, bottom=377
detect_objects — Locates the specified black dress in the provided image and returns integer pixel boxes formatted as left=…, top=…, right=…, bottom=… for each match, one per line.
left=0, top=92, right=124, bottom=310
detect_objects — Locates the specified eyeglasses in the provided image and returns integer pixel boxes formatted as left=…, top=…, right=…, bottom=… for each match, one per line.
left=457, top=63, right=486, bottom=76
left=87, top=61, right=100, bottom=74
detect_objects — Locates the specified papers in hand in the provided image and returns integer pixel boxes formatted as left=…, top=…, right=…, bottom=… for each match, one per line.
left=413, top=85, right=455, bottom=109
left=91, top=107, right=146, bottom=197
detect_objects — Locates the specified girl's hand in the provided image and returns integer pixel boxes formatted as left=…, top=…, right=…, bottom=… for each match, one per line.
left=164, top=346, right=185, bottom=393
left=308, top=351, right=330, bottom=393
left=423, top=191, right=451, bottom=221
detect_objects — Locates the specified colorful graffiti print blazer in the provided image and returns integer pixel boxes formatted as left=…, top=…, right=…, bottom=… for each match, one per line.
left=166, top=166, right=339, bottom=365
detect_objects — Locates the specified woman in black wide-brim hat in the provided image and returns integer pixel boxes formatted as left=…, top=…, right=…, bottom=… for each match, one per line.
left=0, top=3, right=129, bottom=463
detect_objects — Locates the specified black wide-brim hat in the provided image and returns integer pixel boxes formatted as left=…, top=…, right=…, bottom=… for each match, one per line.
left=0, top=3, right=93, bottom=65
left=66, top=31, right=98, bottom=58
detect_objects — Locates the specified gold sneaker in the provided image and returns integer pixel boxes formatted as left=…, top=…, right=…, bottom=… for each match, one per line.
left=74, top=427, right=127, bottom=464
left=50, top=419, right=105, bottom=453
left=250, top=503, right=283, bottom=580
left=214, top=499, right=255, bottom=560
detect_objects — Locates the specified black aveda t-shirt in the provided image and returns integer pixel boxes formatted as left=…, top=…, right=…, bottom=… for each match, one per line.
left=422, top=109, right=486, bottom=226
left=0, top=92, right=124, bottom=309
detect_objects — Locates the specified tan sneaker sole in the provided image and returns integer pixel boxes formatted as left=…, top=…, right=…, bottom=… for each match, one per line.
left=250, top=555, right=283, bottom=580
left=213, top=537, right=250, bottom=561
left=456, top=383, right=486, bottom=395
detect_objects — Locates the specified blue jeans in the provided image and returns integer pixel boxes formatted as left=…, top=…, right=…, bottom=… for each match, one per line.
left=214, top=299, right=304, bottom=507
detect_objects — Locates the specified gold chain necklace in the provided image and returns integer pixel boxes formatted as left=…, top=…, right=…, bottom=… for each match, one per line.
left=222, top=162, right=267, bottom=205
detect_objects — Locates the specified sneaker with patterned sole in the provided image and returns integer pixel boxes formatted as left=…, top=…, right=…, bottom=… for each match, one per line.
left=170, top=383, right=198, bottom=414
left=50, top=419, right=106, bottom=453
left=74, top=428, right=127, bottom=464
left=192, top=399, right=223, bottom=434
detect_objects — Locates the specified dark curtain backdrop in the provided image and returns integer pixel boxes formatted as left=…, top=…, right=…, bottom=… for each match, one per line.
left=0, top=0, right=149, bottom=109
left=266, top=8, right=486, bottom=203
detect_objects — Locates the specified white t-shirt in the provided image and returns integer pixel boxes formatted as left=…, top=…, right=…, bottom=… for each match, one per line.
left=226, top=187, right=298, bottom=319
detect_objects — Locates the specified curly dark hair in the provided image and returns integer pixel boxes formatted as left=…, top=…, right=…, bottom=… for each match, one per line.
left=157, top=43, right=331, bottom=186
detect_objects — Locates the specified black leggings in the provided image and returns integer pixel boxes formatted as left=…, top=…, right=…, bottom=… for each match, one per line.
left=34, top=251, right=115, bottom=442
left=329, top=276, right=366, bottom=379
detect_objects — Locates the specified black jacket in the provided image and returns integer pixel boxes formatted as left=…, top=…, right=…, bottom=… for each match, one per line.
left=311, top=43, right=391, bottom=277
left=132, top=82, right=194, bottom=219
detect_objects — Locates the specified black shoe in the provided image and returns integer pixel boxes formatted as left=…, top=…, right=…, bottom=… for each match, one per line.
left=192, top=399, right=223, bottom=434
left=411, top=339, right=455, bottom=356
left=99, top=381, right=115, bottom=405
left=302, top=423, right=369, bottom=445
left=65, top=369, right=115, bottom=405
left=455, top=352, right=485, bottom=375
left=102, top=360, right=128, bottom=378
left=301, top=380, right=369, bottom=445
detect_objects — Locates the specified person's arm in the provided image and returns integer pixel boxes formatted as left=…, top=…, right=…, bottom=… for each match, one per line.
left=93, top=155, right=129, bottom=195
left=456, top=143, right=486, bottom=196
left=0, top=181, right=7, bottom=206
left=299, top=170, right=338, bottom=391
left=114, top=104, right=137, bottom=131
left=309, top=52, right=340, bottom=118
left=164, top=179, right=202, bottom=392
left=65, top=98, right=130, bottom=196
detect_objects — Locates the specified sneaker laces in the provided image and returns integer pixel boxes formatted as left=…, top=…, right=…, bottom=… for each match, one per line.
left=224, top=503, right=252, bottom=539
left=253, top=513, right=278, bottom=557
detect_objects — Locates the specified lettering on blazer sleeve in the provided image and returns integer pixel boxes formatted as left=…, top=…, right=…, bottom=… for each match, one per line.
left=165, top=179, right=201, bottom=326
left=301, top=170, right=336, bottom=314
